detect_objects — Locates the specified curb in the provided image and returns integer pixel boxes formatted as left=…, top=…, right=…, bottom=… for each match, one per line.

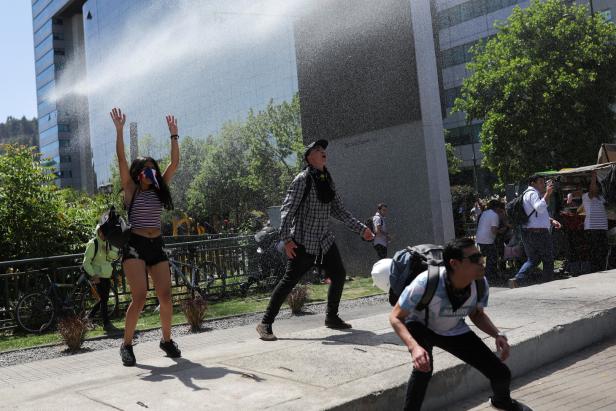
left=328, top=306, right=616, bottom=411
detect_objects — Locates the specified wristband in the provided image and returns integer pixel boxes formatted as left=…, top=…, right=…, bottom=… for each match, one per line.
left=496, top=332, right=507, bottom=340
left=170, top=134, right=179, bottom=140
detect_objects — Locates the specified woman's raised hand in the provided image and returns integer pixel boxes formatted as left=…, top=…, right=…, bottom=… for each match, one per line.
left=110, top=108, right=126, bottom=131
left=166, top=115, right=178, bottom=136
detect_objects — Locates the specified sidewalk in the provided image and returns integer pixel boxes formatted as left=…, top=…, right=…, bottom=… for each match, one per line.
left=1, top=272, right=616, bottom=410
left=443, top=335, right=616, bottom=411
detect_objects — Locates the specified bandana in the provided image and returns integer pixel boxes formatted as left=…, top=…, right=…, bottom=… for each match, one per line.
left=445, top=273, right=471, bottom=312
left=308, top=166, right=335, bottom=203
left=139, top=167, right=160, bottom=189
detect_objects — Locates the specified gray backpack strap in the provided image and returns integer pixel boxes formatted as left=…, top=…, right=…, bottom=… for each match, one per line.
left=418, top=265, right=440, bottom=327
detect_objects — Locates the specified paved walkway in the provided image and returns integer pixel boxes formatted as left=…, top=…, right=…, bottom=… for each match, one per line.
left=443, top=335, right=616, bottom=411
left=1, top=272, right=615, bottom=410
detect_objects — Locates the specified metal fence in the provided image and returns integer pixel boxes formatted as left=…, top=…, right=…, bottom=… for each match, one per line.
left=0, top=234, right=260, bottom=332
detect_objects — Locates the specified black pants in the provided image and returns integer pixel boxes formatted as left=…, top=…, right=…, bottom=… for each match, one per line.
left=88, top=278, right=111, bottom=324
left=262, top=243, right=346, bottom=324
left=374, top=244, right=388, bottom=259
left=587, top=230, right=608, bottom=272
left=404, top=322, right=511, bottom=411
left=478, top=243, right=498, bottom=281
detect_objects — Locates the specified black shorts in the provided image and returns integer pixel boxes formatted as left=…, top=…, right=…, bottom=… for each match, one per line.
left=122, top=233, right=168, bottom=266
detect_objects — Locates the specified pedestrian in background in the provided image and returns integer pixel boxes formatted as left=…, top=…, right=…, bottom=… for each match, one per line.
left=582, top=171, right=609, bottom=272
left=373, top=203, right=391, bottom=259
left=476, top=199, right=506, bottom=281
left=508, top=175, right=561, bottom=288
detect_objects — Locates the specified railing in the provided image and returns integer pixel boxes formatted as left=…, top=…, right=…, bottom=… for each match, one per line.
left=0, top=234, right=259, bottom=332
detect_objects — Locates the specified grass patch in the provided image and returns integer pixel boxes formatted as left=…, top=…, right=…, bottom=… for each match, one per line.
left=1, top=277, right=382, bottom=352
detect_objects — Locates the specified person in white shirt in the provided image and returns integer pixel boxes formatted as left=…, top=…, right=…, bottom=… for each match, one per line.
left=476, top=200, right=506, bottom=281
left=373, top=203, right=390, bottom=259
left=508, top=175, right=561, bottom=288
left=390, top=237, right=531, bottom=411
left=582, top=171, right=609, bottom=272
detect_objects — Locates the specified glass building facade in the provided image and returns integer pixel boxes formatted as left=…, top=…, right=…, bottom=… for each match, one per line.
left=435, top=0, right=616, bottom=191
left=32, top=0, right=91, bottom=190
left=33, top=0, right=298, bottom=191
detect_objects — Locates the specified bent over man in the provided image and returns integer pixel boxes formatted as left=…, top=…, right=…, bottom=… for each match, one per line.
left=390, top=237, right=531, bottom=411
left=256, top=139, right=374, bottom=341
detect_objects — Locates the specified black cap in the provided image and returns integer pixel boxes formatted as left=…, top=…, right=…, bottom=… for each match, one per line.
left=303, top=139, right=328, bottom=161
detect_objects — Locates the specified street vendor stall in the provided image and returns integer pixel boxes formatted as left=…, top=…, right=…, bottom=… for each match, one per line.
left=537, top=161, right=616, bottom=274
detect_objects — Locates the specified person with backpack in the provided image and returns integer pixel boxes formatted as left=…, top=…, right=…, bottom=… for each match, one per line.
left=256, top=139, right=375, bottom=341
left=372, top=203, right=390, bottom=259
left=82, top=214, right=121, bottom=330
left=111, top=108, right=181, bottom=366
left=508, top=175, right=561, bottom=288
left=389, top=237, right=531, bottom=411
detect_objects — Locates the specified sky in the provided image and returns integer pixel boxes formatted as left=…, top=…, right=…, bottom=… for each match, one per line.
left=0, top=1, right=36, bottom=121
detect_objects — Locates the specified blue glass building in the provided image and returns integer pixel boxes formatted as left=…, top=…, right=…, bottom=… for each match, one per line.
left=32, top=0, right=298, bottom=191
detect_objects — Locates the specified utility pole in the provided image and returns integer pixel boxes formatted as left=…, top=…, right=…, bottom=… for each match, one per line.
left=470, top=140, right=479, bottom=194
left=129, top=122, right=139, bottom=161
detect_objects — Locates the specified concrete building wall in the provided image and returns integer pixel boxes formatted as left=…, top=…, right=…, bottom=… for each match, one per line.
left=295, top=0, right=453, bottom=275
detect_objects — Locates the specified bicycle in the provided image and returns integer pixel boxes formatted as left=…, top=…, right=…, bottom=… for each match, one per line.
left=165, top=249, right=224, bottom=300
left=14, top=269, right=119, bottom=334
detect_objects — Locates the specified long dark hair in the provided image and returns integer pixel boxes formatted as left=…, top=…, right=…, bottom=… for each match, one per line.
left=129, top=156, right=174, bottom=210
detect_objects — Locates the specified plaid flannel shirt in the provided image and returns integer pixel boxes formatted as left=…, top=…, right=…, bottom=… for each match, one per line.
left=280, top=169, right=366, bottom=256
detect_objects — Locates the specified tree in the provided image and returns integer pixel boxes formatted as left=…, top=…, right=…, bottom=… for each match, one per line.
left=443, top=134, right=462, bottom=176
left=185, top=95, right=304, bottom=227
left=0, top=117, right=38, bottom=150
left=243, top=95, right=304, bottom=208
left=0, top=145, right=109, bottom=260
left=169, top=136, right=208, bottom=212
left=186, top=123, right=254, bottom=223
left=453, top=0, right=616, bottom=184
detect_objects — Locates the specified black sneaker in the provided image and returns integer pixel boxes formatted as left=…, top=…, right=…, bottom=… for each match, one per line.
left=490, top=397, right=533, bottom=411
left=120, top=343, right=136, bottom=366
left=325, top=315, right=352, bottom=329
left=159, top=339, right=182, bottom=358
left=256, top=323, right=277, bottom=341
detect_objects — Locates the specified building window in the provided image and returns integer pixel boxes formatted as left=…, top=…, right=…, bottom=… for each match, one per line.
left=444, top=87, right=462, bottom=109
left=60, top=155, right=72, bottom=163
left=52, top=18, right=63, bottom=26
left=52, top=32, right=64, bottom=40
left=54, top=49, right=65, bottom=56
left=58, top=123, right=70, bottom=132
left=445, top=124, right=483, bottom=146
left=438, top=0, right=525, bottom=30
left=600, top=9, right=612, bottom=21
left=59, top=139, right=70, bottom=148
left=441, top=36, right=492, bottom=69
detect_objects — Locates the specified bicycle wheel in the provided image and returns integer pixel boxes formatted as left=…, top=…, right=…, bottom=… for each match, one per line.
left=107, top=285, right=120, bottom=319
left=197, top=261, right=225, bottom=299
left=78, top=283, right=120, bottom=320
left=15, top=292, right=56, bottom=334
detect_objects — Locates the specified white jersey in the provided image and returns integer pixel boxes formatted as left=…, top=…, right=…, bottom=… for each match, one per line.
left=398, top=267, right=489, bottom=336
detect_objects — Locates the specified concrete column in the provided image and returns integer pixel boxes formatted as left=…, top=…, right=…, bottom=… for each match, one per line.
left=409, top=0, right=455, bottom=243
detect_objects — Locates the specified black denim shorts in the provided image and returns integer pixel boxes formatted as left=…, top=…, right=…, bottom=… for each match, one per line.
left=122, top=233, right=168, bottom=266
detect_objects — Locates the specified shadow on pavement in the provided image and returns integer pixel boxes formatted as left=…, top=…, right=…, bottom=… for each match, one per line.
left=136, top=357, right=265, bottom=391
left=278, top=328, right=401, bottom=348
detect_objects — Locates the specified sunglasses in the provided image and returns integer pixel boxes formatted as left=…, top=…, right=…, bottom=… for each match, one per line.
left=463, top=252, right=485, bottom=264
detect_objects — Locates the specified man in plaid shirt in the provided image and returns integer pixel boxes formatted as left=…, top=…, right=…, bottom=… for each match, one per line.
left=257, top=139, right=375, bottom=341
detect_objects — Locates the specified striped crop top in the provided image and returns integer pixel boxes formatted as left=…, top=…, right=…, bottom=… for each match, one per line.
left=129, top=189, right=163, bottom=230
